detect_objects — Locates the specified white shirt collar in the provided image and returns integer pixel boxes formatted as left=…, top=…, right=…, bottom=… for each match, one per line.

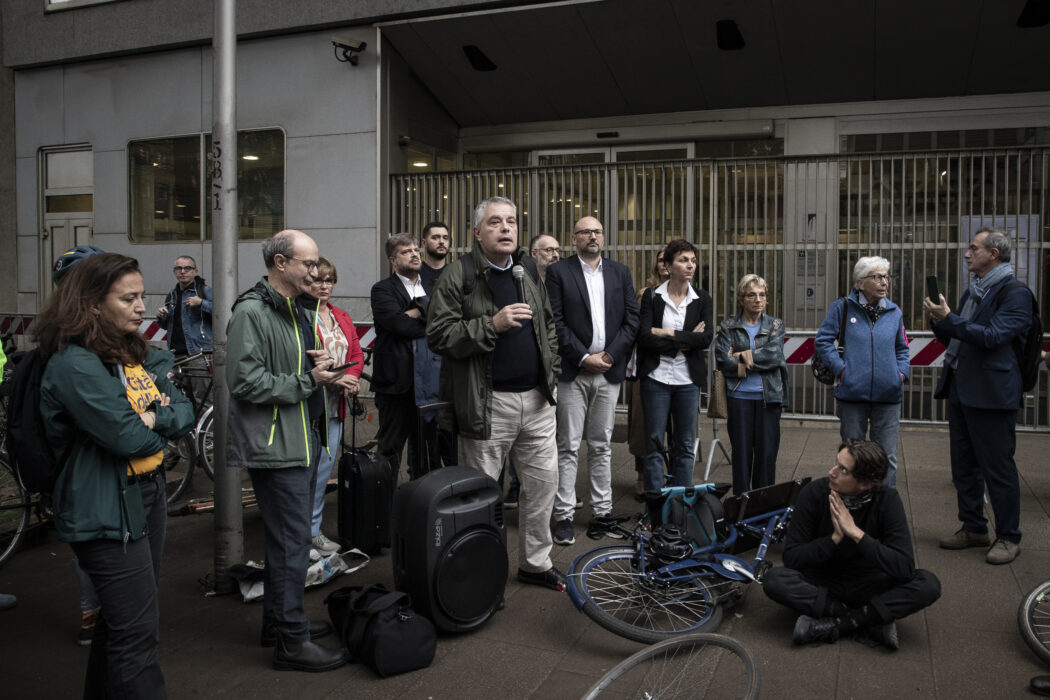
left=655, top=279, right=699, bottom=303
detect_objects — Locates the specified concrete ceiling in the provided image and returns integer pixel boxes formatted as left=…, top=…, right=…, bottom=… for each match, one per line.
left=381, top=0, right=1050, bottom=127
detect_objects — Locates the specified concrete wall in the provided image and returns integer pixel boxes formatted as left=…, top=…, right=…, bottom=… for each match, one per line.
left=13, top=27, right=379, bottom=321
left=0, top=10, right=17, bottom=312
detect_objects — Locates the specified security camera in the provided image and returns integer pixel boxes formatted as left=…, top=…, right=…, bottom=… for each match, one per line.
left=332, top=35, right=367, bottom=65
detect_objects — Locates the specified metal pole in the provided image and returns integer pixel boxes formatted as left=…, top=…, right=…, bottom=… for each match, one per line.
left=211, top=0, right=242, bottom=593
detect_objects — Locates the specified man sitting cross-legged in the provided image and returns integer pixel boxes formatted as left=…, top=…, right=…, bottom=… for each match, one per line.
left=763, top=439, right=941, bottom=649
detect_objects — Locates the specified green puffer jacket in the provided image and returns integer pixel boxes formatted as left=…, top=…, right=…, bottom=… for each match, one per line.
left=41, top=345, right=195, bottom=544
left=226, top=277, right=326, bottom=469
left=426, top=243, right=560, bottom=440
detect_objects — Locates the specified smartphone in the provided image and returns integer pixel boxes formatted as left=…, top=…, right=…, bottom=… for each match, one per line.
left=328, top=360, right=359, bottom=373
left=926, top=275, right=940, bottom=303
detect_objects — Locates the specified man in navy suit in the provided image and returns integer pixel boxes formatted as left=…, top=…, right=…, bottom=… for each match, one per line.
left=370, top=233, right=435, bottom=478
left=924, top=228, right=1034, bottom=565
left=547, top=217, right=639, bottom=544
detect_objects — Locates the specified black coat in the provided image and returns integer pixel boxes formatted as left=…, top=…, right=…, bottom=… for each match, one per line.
left=636, top=285, right=714, bottom=390
left=369, top=273, right=433, bottom=394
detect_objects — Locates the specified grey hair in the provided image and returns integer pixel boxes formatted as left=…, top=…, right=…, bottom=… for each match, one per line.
left=175, top=255, right=197, bottom=267
left=472, top=196, right=517, bottom=231
left=262, top=231, right=299, bottom=269
left=385, top=232, right=417, bottom=259
left=736, top=273, right=768, bottom=304
left=976, top=227, right=1012, bottom=263
left=853, top=256, right=890, bottom=285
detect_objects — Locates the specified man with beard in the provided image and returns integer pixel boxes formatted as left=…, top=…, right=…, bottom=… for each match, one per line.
left=420, top=221, right=451, bottom=285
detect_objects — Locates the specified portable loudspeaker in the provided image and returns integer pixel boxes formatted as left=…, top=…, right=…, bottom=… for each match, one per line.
left=392, top=465, right=508, bottom=633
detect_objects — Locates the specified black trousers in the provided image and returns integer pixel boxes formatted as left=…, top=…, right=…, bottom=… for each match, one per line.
left=726, top=396, right=781, bottom=495
left=374, top=391, right=418, bottom=479
left=247, top=427, right=319, bottom=643
left=72, top=476, right=167, bottom=700
left=763, top=565, right=941, bottom=624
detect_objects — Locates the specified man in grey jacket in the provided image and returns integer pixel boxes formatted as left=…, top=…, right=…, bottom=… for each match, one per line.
left=227, top=230, right=347, bottom=671
left=426, top=196, right=565, bottom=592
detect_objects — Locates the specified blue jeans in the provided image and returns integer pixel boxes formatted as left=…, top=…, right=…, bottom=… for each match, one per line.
left=311, top=404, right=344, bottom=537
left=640, top=378, right=700, bottom=492
left=836, top=401, right=900, bottom=488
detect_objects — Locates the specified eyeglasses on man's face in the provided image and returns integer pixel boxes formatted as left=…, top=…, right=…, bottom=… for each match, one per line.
left=288, top=257, right=320, bottom=271
left=173, top=266, right=196, bottom=273
left=574, top=229, right=604, bottom=238
left=534, top=247, right=560, bottom=255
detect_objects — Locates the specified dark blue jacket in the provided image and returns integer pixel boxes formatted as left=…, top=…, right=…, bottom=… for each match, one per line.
left=546, top=255, right=639, bottom=384
left=815, top=291, right=909, bottom=404
left=156, top=277, right=213, bottom=355
left=932, top=272, right=1033, bottom=410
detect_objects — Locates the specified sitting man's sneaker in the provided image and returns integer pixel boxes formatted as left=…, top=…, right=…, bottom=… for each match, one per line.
left=587, top=514, right=627, bottom=541
left=261, top=620, right=333, bottom=648
left=272, top=638, right=348, bottom=672
left=938, top=528, right=990, bottom=550
left=553, top=518, right=575, bottom=546
left=517, top=566, right=567, bottom=592
left=1030, top=675, right=1050, bottom=697
left=311, top=533, right=341, bottom=553
left=792, top=615, right=840, bottom=645
left=78, top=608, right=99, bottom=647
left=986, top=538, right=1020, bottom=565
left=855, top=621, right=900, bottom=650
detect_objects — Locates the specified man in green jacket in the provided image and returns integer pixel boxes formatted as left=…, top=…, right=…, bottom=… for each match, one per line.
left=227, top=229, right=347, bottom=672
left=426, top=196, right=565, bottom=592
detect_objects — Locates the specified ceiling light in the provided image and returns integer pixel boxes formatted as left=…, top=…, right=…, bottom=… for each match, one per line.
left=242, top=155, right=259, bottom=161
left=412, top=161, right=429, bottom=168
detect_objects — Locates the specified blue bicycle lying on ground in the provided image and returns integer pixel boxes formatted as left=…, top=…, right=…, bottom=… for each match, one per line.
left=566, top=477, right=810, bottom=644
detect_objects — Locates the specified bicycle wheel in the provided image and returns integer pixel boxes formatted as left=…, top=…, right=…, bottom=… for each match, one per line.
left=196, top=406, right=214, bottom=480
left=1019, top=579, right=1050, bottom=667
left=162, top=434, right=196, bottom=504
left=571, top=545, right=725, bottom=644
left=582, top=632, right=759, bottom=700
left=0, top=459, right=30, bottom=569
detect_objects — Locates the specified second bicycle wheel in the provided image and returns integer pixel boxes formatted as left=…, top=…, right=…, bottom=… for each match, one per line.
left=571, top=545, right=724, bottom=644
left=1019, top=579, right=1050, bottom=667
left=197, top=406, right=214, bottom=480
left=0, top=459, right=30, bottom=569
left=162, top=434, right=196, bottom=504
left=582, top=632, right=759, bottom=700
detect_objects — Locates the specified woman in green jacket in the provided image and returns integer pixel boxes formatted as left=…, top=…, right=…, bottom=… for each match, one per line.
left=36, top=253, right=194, bottom=699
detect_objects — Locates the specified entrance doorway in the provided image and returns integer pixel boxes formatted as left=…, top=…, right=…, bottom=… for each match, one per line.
left=40, top=147, right=93, bottom=301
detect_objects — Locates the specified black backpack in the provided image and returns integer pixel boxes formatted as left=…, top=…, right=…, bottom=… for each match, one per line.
left=4, top=349, right=60, bottom=493
left=992, top=281, right=1043, bottom=393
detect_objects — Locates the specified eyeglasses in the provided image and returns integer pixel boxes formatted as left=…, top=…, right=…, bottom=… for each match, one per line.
left=316, top=278, right=336, bottom=286
left=863, top=274, right=890, bottom=283
left=173, top=266, right=196, bottom=273
left=574, top=229, right=604, bottom=237
left=534, top=247, right=560, bottom=255
left=288, top=257, right=320, bottom=271
left=743, top=292, right=767, bottom=300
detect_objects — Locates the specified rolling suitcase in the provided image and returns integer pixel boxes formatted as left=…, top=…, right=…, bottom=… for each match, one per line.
left=337, top=396, right=393, bottom=555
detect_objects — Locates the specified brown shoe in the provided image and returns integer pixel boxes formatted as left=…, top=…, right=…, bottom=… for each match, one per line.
left=986, top=538, right=1020, bottom=565
left=938, top=528, right=990, bottom=550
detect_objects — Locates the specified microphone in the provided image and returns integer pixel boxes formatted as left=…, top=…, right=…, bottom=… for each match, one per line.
left=511, top=265, right=526, bottom=304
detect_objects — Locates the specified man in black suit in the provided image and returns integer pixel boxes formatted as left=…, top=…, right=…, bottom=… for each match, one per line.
left=370, top=233, right=435, bottom=478
left=924, top=227, right=1033, bottom=565
left=546, top=216, right=639, bottom=544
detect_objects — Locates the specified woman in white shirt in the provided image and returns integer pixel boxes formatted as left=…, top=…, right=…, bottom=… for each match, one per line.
left=636, top=239, right=714, bottom=492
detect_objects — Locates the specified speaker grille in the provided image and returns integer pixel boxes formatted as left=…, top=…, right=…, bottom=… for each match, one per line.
left=434, top=529, right=508, bottom=623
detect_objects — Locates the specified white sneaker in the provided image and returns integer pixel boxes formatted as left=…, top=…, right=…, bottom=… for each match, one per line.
left=312, top=533, right=341, bottom=553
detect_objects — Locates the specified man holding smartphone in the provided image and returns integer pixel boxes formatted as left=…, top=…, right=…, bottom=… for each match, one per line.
left=923, top=228, right=1033, bottom=565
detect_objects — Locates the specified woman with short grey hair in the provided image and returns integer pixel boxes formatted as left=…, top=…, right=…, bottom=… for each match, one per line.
left=815, top=256, right=910, bottom=487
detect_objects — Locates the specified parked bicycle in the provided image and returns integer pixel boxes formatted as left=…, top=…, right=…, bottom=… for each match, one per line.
left=162, top=351, right=214, bottom=503
left=581, top=632, right=759, bottom=700
left=566, top=476, right=808, bottom=644
left=1020, top=578, right=1050, bottom=667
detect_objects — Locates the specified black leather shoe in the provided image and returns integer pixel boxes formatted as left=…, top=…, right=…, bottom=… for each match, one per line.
left=792, top=615, right=840, bottom=645
left=854, top=621, right=900, bottom=650
left=272, top=639, right=348, bottom=672
left=260, top=620, right=333, bottom=648
left=517, top=566, right=567, bottom=592
left=1032, top=676, right=1050, bottom=697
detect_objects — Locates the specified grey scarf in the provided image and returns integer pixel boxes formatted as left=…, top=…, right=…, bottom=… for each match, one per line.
left=944, top=262, right=1015, bottom=369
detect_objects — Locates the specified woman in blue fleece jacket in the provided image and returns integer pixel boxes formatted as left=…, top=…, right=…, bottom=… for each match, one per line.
left=814, top=256, right=910, bottom=488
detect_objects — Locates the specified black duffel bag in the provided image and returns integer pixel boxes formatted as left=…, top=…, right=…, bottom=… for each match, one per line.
left=325, top=583, right=436, bottom=677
